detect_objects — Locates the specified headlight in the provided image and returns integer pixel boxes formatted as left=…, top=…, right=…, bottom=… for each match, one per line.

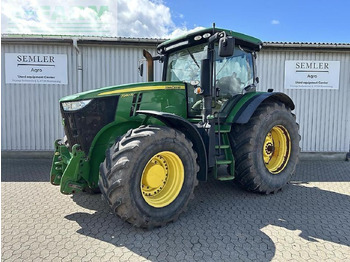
left=62, top=99, right=92, bottom=111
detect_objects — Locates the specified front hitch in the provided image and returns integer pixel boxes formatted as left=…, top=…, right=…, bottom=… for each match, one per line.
left=50, top=139, right=69, bottom=185
left=50, top=141, right=89, bottom=194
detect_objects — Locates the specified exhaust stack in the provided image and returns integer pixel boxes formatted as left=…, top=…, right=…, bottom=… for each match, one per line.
left=143, top=49, right=154, bottom=82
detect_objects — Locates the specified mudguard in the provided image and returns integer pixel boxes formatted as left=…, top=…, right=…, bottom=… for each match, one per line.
left=137, top=110, right=208, bottom=181
left=227, top=92, right=295, bottom=124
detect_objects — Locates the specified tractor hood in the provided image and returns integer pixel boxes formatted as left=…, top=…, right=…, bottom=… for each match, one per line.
left=60, top=81, right=185, bottom=102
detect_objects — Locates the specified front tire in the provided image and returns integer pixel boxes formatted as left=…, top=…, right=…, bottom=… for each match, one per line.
left=229, top=101, right=300, bottom=194
left=99, top=126, right=199, bottom=228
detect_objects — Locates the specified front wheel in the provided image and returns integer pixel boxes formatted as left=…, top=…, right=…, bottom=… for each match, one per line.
left=99, top=126, right=199, bottom=228
left=229, top=101, right=300, bottom=194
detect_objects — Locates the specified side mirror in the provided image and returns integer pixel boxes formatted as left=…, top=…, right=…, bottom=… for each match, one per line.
left=138, top=62, right=144, bottom=77
left=219, top=36, right=235, bottom=57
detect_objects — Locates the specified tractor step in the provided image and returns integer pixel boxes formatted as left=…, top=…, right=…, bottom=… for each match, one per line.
left=216, top=159, right=232, bottom=165
left=215, top=159, right=235, bottom=181
left=215, top=144, right=230, bottom=149
left=215, top=125, right=231, bottom=133
left=217, top=174, right=235, bottom=181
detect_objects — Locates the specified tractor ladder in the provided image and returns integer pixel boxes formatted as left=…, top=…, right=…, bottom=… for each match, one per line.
left=213, top=124, right=235, bottom=181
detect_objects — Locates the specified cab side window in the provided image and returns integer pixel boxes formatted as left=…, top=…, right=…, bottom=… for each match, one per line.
left=216, top=48, right=254, bottom=98
left=214, top=48, right=254, bottom=112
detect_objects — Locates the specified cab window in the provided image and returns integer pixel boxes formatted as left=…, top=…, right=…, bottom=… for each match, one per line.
left=216, top=48, right=254, bottom=98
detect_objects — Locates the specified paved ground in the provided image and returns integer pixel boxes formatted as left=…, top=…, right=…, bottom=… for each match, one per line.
left=1, top=158, right=350, bottom=261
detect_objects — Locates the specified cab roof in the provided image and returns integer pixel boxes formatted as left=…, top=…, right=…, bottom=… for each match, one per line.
left=157, top=27, right=263, bottom=53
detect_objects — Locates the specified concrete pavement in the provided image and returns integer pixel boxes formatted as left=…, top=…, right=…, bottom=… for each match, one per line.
left=1, top=158, right=350, bottom=261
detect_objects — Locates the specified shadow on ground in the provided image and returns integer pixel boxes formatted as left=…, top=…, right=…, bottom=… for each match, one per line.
left=65, top=161, right=350, bottom=261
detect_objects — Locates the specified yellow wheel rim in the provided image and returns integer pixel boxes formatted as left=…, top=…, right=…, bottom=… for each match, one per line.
left=141, top=151, right=184, bottom=208
left=263, top=125, right=291, bottom=174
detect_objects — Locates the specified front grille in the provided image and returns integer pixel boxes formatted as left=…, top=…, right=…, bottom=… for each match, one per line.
left=61, top=96, right=119, bottom=154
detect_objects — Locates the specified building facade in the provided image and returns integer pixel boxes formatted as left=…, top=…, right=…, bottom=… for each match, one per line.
left=1, top=36, right=349, bottom=154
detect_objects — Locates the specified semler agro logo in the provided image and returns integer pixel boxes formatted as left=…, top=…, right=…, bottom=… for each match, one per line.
left=295, top=62, right=330, bottom=70
left=294, top=61, right=330, bottom=80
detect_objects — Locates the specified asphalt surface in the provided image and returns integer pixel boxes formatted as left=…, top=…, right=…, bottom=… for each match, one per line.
left=1, top=158, right=350, bottom=261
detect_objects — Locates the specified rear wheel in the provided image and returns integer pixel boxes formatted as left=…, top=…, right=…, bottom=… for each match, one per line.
left=229, top=101, right=300, bottom=194
left=99, top=126, right=199, bottom=228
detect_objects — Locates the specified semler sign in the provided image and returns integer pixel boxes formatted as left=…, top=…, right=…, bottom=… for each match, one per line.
left=5, top=53, right=68, bottom=85
left=284, top=60, right=340, bottom=90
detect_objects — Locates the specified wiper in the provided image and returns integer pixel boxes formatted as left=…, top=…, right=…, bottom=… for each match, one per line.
left=243, top=84, right=256, bottom=92
left=215, top=59, right=229, bottom=77
left=187, top=49, right=200, bottom=68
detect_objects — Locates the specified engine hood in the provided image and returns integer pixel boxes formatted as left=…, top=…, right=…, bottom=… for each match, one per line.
left=60, top=81, right=185, bottom=102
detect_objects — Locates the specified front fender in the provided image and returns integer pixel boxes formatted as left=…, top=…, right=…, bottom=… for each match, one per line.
left=88, top=121, right=143, bottom=187
left=137, top=110, right=208, bottom=181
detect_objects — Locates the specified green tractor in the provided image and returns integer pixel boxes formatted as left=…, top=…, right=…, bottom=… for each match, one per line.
left=51, top=26, right=300, bottom=228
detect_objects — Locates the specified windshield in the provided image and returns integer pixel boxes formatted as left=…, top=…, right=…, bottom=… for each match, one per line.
left=166, top=44, right=254, bottom=92
left=166, top=43, right=207, bottom=83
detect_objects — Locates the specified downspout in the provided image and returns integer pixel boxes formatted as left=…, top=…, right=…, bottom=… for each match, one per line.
left=73, top=38, right=83, bottom=92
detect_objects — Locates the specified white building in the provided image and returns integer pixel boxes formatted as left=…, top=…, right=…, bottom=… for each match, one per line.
left=1, top=35, right=349, bottom=158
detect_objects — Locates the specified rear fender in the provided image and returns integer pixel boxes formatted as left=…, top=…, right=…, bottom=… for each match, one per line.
left=226, top=92, right=295, bottom=124
left=137, top=110, right=208, bottom=181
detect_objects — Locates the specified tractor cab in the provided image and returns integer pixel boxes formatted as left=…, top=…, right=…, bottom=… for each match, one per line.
left=144, top=27, right=262, bottom=120
left=165, top=41, right=256, bottom=117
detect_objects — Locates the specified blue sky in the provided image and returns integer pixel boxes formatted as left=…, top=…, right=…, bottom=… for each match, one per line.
left=166, top=0, right=350, bottom=43
left=2, top=0, right=349, bottom=43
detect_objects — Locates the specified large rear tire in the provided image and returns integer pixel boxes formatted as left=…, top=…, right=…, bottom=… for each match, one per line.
left=229, top=101, right=300, bottom=194
left=99, top=126, right=199, bottom=228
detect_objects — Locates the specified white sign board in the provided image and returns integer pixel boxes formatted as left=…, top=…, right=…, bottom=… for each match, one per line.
left=5, top=53, right=68, bottom=85
left=284, top=60, right=340, bottom=89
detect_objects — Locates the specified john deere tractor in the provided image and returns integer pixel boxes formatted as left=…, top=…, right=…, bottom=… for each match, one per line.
left=51, top=26, right=300, bottom=228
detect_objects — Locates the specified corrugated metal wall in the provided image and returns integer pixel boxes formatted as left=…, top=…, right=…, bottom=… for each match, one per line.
left=1, top=39, right=349, bottom=153
left=80, top=45, right=162, bottom=91
left=1, top=41, right=161, bottom=151
left=256, top=49, right=350, bottom=152
left=1, top=43, right=78, bottom=150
